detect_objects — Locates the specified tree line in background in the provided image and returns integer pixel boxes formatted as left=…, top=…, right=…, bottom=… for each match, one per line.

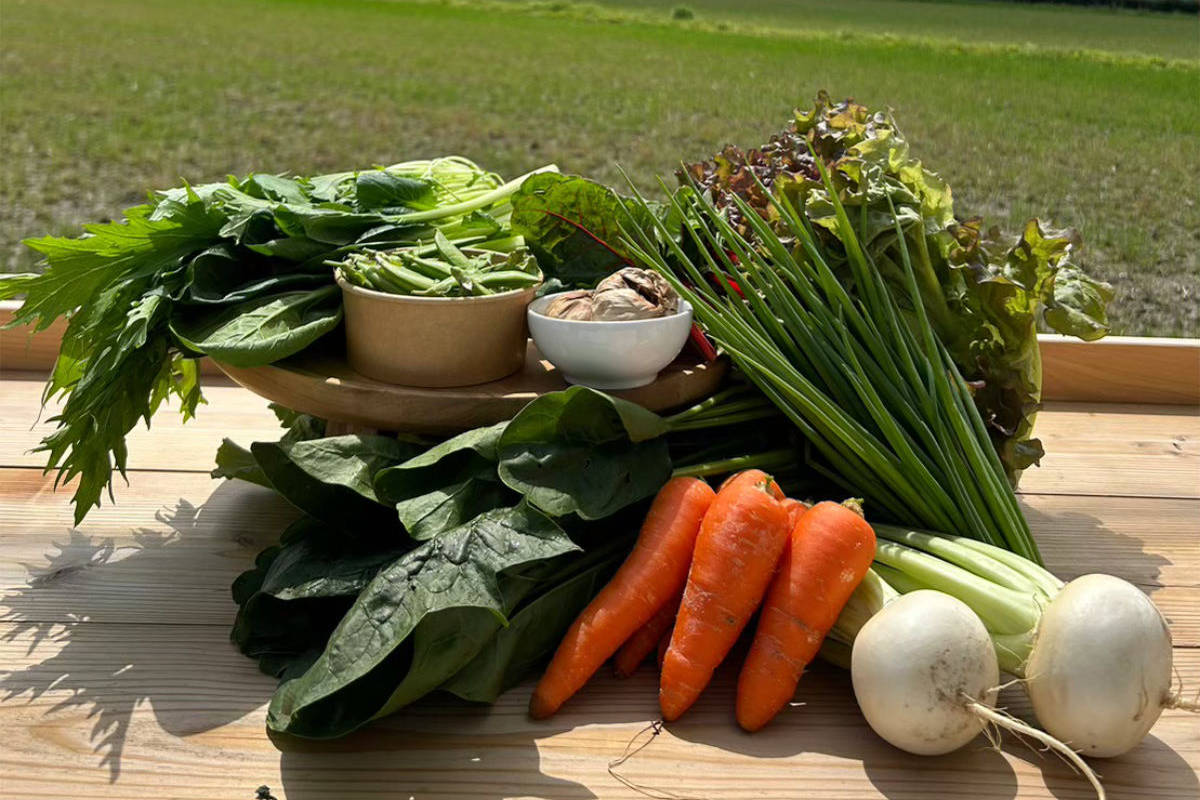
left=1003, top=0, right=1198, bottom=14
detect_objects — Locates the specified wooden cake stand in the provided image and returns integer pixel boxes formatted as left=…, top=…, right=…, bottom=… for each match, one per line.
left=215, top=340, right=729, bottom=433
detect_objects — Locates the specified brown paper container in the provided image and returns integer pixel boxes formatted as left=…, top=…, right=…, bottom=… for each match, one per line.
left=337, top=274, right=538, bottom=388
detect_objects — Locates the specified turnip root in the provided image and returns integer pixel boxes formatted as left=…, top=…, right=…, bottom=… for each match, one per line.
left=852, top=590, right=998, bottom=756
left=1026, top=573, right=1175, bottom=757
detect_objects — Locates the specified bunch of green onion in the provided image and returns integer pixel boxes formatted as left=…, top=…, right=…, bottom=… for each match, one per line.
left=618, top=162, right=1040, bottom=563
left=334, top=231, right=542, bottom=297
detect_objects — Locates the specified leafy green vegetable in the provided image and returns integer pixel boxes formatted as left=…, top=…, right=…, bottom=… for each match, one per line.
left=680, top=92, right=1113, bottom=481
left=250, top=434, right=422, bottom=531
left=510, top=172, right=647, bottom=287
left=169, top=285, right=343, bottom=367
left=232, top=518, right=412, bottom=680
left=266, top=503, right=578, bottom=738
left=441, top=539, right=625, bottom=703
left=211, top=438, right=272, bottom=488
left=497, top=386, right=673, bottom=519
left=1, top=157, right=553, bottom=523
left=623, top=154, right=1041, bottom=561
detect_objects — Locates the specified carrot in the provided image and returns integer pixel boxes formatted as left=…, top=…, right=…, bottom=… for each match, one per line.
left=614, top=585, right=684, bottom=678
left=656, top=626, right=671, bottom=670
left=529, top=476, right=716, bottom=718
left=719, top=468, right=785, bottom=500
left=781, top=497, right=810, bottom=528
left=735, top=500, right=877, bottom=731
left=659, top=472, right=791, bottom=721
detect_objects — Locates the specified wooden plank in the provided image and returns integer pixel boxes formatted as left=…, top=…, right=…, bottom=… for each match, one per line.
left=0, top=621, right=1195, bottom=800
left=1018, top=402, right=1199, bottom=498
left=1040, top=334, right=1200, bottom=406
left=0, top=302, right=225, bottom=376
left=0, top=374, right=284, bottom=472
left=0, top=471, right=295, bottom=626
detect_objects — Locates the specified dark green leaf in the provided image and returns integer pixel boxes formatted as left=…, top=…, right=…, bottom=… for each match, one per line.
left=251, top=434, right=420, bottom=531
left=510, top=173, right=646, bottom=287
left=211, top=438, right=271, bottom=488
left=441, top=542, right=624, bottom=703
left=232, top=518, right=411, bottom=679
left=169, top=284, right=342, bottom=367
left=497, top=386, right=672, bottom=519
left=266, top=503, right=578, bottom=738
left=393, top=477, right=516, bottom=541
left=354, top=171, right=435, bottom=211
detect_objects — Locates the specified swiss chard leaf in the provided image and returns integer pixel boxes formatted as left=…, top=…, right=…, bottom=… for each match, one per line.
left=266, top=503, right=578, bottom=738
left=510, top=173, right=642, bottom=287
left=250, top=434, right=420, bottom=531
left=168, top=284, right=342, bottom=367
left=497, top=386, right=672, bottom=519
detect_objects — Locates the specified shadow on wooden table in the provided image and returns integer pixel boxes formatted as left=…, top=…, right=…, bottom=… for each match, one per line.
left=269, top=694, right=633, bottom=800
left=0, top=482, right=285, bottom=783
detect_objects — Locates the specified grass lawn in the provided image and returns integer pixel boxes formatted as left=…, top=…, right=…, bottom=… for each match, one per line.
left=1, top=0, right=1197, bottom=335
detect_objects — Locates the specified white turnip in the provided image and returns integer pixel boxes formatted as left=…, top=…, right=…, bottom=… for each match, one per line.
left=851, top=590, right=998, bottom=756
left=851, top=588, right=1107, bottom=798
left=1025, top=573, right=1177, bottom=757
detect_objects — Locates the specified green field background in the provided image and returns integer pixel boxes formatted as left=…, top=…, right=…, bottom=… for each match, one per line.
left=2, top=0, right=1197, bottom=335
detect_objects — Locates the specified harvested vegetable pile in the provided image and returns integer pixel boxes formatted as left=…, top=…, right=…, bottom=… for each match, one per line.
left=9, top=92, right=1185, bottom=788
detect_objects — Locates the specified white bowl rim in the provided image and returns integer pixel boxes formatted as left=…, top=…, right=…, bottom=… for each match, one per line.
left=528, top=293, right=693, bottom=327
left=336, top=271, right=541, bottom=304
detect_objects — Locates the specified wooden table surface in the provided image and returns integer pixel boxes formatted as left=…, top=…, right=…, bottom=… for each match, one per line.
left=1, top=369, right=1197, bottom=799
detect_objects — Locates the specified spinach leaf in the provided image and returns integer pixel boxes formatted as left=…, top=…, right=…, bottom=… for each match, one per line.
left=354, top=172, right=436, bottom=211
left=251, top=434, right=420, bottom=531
left=232, top=518, right=411, bottom=680
left=183, top=244, right=329, bottom=305
left=441, top=540, right=625, bottom=703
left=497, top=386, right=672, bottom=519
left=375, top=422, right=511, bottom=539
left=169, top=284, right=342, bottom=367
left=393, top=477, right=516, bottom=541
left=266, top=503, right=577, bottom=738
left=211, top=438, right=271, bottom=488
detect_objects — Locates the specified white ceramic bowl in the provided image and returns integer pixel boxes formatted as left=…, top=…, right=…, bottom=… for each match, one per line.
left=527, top=294, right=694, bottom=390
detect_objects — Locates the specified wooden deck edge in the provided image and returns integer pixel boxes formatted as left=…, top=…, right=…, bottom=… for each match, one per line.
left=4, top=301, right=1197, bottom=405
left=1040, top=334, right=1199, bottom=405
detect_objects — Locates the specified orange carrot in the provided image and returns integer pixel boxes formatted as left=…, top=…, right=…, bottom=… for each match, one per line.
left=735, top=500, right=876, bottom=731
left=780, top=497, right=810, bottom=528
left=659, top=472, right=790, bottom=721
left=719, top=468, right=785, bottom=500
left=614, top=585, right=684, bottom=678
left=529, top=476, right=716, bottom=718
left=656, top=626, right=671, bottom=670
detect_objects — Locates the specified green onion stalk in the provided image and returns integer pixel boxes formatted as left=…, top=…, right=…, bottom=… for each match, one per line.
left=615, top=159, right=1041, bottom=564
left=824, top=525, right=1063, bottom=676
